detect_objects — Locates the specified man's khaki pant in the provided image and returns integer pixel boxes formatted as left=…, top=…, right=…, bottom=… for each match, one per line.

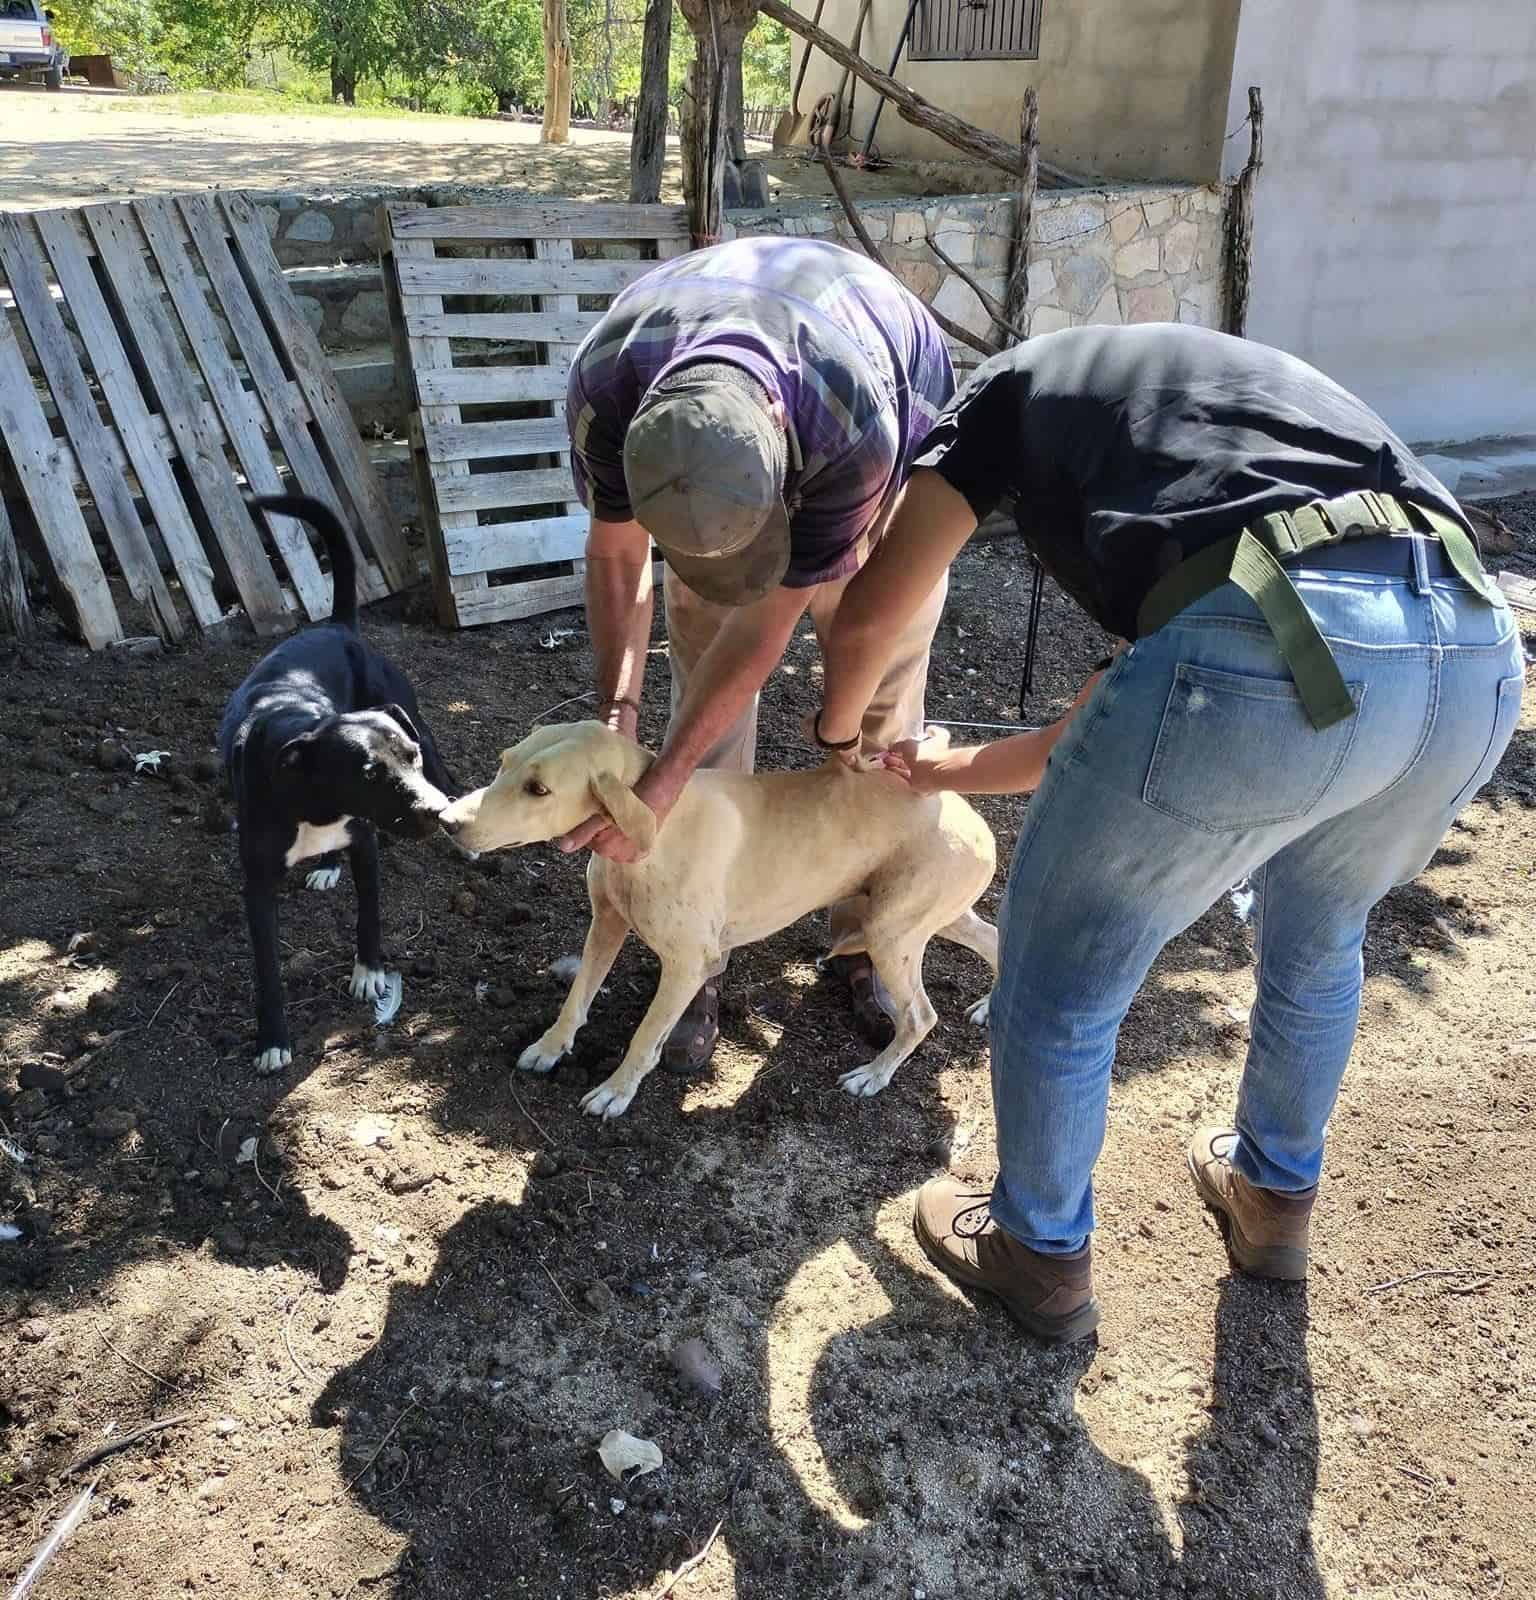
left=662, top=563, right=949, bottom=957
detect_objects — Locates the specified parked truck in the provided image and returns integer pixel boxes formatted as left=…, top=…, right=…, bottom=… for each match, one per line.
left=0, top=1, right=68, bottom=91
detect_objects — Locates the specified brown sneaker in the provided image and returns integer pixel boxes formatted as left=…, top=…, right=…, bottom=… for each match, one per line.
left=1188, top=1127, right=1314, bottom=1281
left=660, top=979, right=720, bottom=1075
left=913, top=1177, right=1101, bottom=1343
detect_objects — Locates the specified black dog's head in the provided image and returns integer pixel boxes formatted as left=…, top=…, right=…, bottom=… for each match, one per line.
left=278, top=704, right=450, bottom=837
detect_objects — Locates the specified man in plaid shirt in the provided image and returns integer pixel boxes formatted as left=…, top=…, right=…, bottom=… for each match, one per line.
left=558, top=235, right=955, bottom=1071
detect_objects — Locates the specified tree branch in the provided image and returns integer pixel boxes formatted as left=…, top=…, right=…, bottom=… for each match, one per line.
left=817, top=152, right=1001, bottom=359
left=762, top=0, right=1095, bottom=188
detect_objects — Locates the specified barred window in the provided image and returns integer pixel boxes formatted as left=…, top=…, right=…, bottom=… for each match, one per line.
left=909, top=0, right=1043, bottom=62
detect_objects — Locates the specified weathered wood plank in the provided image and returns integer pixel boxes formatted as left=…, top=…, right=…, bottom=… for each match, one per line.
left=451, top=572, right=587, bottom=626
left=176, top=193, right=385, bottom=610
left=390, top=203, right=689, bottom=241
left=81, top=200, right=291, bottom=634
left=451, top=560, right=665, bottom=629
left=219, top=192, right=411, bottom=592
left=421, top=415, right=572, bottom=463
left=0, top=212, right=183, bottom=642
left=533, top=235, right=588, bottom=546
left=30, top=207, right=222, bottom=630
left=0, top=487, right=35, bottom=637
left=0, top=304, right=121, bottom=648
left=443, top=513, right=588, bottom=576
left=394, top=257, right=657, bottom=297
left=402, top=310, right=603, bottom=344
left=384, top=208, right=488, bottom=623
left=135, top=197, right=331, bottom=622
left=415, top=366, right=570, bottom=406
left=435, top=467, right=577, bottom=514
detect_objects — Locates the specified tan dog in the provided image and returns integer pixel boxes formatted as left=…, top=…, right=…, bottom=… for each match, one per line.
left=440, top=722, right=998, bottom=1119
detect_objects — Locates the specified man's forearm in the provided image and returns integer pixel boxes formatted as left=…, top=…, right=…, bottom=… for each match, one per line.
left=585, top=548, right=653, bottom=726
left=652, top=587, right=811, bottom=787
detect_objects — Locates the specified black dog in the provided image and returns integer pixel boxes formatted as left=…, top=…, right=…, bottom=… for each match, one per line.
left=220, top=495, right=454, bottom=1074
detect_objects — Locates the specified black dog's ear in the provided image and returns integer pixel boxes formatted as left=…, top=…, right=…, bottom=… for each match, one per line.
left=381, top=703, right=421, bottom=744
left=277, top=732, right=313, bottom=772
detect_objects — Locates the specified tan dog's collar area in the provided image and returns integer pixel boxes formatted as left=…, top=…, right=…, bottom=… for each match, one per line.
left=440, top=721, right=656, bottom=856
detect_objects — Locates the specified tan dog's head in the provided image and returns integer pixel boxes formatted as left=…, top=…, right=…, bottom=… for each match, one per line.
left=439, top=720, right=656, bottom=857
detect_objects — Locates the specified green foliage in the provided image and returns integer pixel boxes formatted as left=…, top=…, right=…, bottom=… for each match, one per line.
left=50, top=0, right=788, bottom=113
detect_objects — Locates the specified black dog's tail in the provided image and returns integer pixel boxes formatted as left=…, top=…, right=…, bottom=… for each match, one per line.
left=248, top=494, right=358, bottom=630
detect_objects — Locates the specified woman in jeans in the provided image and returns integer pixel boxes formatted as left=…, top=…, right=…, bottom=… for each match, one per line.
left=814, top=325, right=1523, bottom=1344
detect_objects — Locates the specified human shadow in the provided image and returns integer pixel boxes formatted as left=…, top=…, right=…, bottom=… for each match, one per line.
left=317, top=1133, right=1326, bottom=1599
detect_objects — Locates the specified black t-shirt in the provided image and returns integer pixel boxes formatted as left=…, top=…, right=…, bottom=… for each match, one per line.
left=915, top=325, right=1468, bottom=639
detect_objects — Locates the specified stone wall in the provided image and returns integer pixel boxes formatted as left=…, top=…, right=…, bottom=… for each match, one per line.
left=724, top=183, right=1228, bottom=367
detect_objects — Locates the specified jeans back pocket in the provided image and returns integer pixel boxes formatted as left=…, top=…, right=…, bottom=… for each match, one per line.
left=1144, top=663, right=1364, bottom=833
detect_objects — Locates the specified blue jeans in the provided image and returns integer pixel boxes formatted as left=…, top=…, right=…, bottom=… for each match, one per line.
left=989, top=553, right=1524, bottom=1255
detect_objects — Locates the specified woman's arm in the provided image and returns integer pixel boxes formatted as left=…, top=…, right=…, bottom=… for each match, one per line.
left=817, top=469, right=979, bottom=746
left=885, top=669, right=1107, bottom=795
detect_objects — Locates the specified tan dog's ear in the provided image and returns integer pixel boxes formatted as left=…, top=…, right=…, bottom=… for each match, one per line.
left=589, top=770, right=658, bottom=856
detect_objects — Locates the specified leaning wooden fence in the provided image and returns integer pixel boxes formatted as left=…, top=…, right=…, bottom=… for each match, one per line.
left=0, top=192, right=410, bottom=647
left=381, top=200, right=687, bottom=630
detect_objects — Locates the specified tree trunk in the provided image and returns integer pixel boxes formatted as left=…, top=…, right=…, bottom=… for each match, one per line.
left=629, top=0, right=672, bottom=203
left=677, top=0, right=754, bottom=247
left=329, top=58, right=356, bottom=105
left=541, top=0, right=572, bottom=145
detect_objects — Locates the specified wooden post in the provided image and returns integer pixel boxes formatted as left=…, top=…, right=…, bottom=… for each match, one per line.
left=1004, top=88, right=1039, bottom=337
left=629, top=0, right=673, bottom=203
left=0, top=490, right=34, bottom=638
left=1224, top=86, right=1264, bottom=338
left=541, top=0, right=572, bottom=145
left=758, top=0, right=1094, bottom=188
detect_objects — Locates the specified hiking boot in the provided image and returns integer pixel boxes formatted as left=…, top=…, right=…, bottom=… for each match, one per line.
left=1188, top=1127, right=1314, bottom=1281
left=825, top=953, right=897, bottom=1049
left=913, top=1177, right=1101, bottom=1343
left=660, top=978, right=720, bottom=1074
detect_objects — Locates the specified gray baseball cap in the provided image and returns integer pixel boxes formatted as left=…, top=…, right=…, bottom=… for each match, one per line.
left=622, top=364, right=791, bottom=606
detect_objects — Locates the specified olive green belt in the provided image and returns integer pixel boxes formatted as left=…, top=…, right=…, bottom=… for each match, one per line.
left=1136, top=491, right=1500, bottom=731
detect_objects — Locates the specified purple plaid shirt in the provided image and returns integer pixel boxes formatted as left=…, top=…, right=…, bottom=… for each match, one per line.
left=567, top=237, right=954, bottom=588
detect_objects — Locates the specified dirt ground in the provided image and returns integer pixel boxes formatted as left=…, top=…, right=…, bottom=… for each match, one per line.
left=0, top=84, right=939, bottom=212
left=2, top=503, right=1534, bottom=1600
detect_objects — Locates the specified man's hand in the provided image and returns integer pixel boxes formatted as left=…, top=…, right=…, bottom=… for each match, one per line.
left=555, top=761, right=686, bottom=863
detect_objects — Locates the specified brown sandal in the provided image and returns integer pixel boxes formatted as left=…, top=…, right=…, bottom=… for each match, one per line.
left=661, top=978, right=721, bottom=1074
left=827, top=954, right=897, bottom=1049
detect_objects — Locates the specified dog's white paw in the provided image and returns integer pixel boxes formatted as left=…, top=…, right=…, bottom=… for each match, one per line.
left=838, top=1061, right=898, bottom=1098
left=517, top=1037, right=569, bottom=1075
left=966, top=993, right=992, bottom=1028
left=350, top=962, right=391, bottom=1002
left=254, top=1046, right=292, bottom=1076
left=305, top=866, right=342, bottom=892
left=580, top=1076, right=637, bottom=1119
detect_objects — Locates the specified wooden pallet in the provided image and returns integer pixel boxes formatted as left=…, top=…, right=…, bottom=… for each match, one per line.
left=0, top=192, right=411, bottom=648
left=381, top=201, right=689, bottom=630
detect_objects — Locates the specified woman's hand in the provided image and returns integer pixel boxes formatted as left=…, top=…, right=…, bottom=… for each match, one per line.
left=875, top=726, right=952, bottom=791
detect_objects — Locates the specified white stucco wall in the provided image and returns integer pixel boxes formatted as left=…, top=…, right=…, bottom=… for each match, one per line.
left=1223, top=0, right=1536, bottom=446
